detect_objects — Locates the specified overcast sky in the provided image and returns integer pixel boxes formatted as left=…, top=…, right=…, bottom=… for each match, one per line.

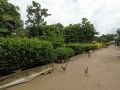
left=9, top=0, right=120, bottom=34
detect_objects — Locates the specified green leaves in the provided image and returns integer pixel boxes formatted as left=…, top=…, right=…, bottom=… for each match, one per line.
left=26, top=1, right=51, bottom=37
left=0, top=38, right=54, bottom=75
left=66, top=43, right=102, bottom=55
left=64, top=18, right=98, bottom=43
left=54, top=47, right=75, bottom=63
left=42, top=23, right=64, bottom=48
left=0, top=0, right=22, bottom=36
left=116, top=28, right=120, bottom=46
left=64, top=24, right=80, bottom=43
left=116, top=28, right=120, bottom=35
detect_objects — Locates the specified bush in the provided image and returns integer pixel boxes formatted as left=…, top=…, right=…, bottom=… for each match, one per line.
left=0, top=37, right=54, bottom=76
left=94, top=43, right=102, bottom=49
left=54, top=47, right=75, bottom=63
left=102, top=42, right=111, bottom=48
left=66, top=43, right=102, bottom=55
left=66, top=44, right=84, bottom=54
left=39, top=36, right=64, bottom=49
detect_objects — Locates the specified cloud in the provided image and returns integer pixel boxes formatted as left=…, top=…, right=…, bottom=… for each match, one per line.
left=9, top=0, right=120, bottom=34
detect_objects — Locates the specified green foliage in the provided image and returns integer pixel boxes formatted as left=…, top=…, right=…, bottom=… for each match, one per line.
left=0, top=0, right=115, bottom=77
left=0, top=38, right=54, bottom=75
left=0, top=0, right=22, bottom=36
left=95, top=34, right=117, bottom=43
left=64, top=24, right=81, bottom=43
left=81, top=18, right=98, bottom=43
left=93, top=43, right=103, bottom=49
left=40, top=23, right=64, bottom=48
left=54, top=47, right=75, bottom=63
left=102, top=42, right=111, bottom=48
left=116, top=28, right=120, bottom=46
left=15, top=29, right=29, bottom=37
left=66, top=43, right=102, bottom=55
left=64, top=18, right=98, bottom=43
left=40, top=36, right=64, bottom=49
left=0, top=28, right=8, bottom=32
left=66, top=44, right=84, bottom=54
left=105, top=34, right=117, bottom=41
left=116, top=28, right=120, bottom=35
left=26, top=1, right=51, bottom=37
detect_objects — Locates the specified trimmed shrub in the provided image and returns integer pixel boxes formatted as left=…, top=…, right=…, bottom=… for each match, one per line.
left=94, top=43, right=102, bottom=49
left=66, top=44, right=84, bottom=54
left=0, top=37, right=54, bottom=76
left=103, top=42, right=111, bottom=48
left=54, top=47, right=75, bottom=63
left=66, top=43, right=102, bottom=55
left=39, top=36, right=64, bottom=49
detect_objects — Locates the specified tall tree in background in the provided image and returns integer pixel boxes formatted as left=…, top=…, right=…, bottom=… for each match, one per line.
left=116, top=28, right=120, bottom=36
left=64, top=24, right=81, bottom=43
left=43, top=23, right=64, bottom=48
left=116, top=28, right=120, bottom=45
left=81, top=18, right=98, bottom=43
left=26, top=1, right=51, bottom=37
left=0, top=0, right=22, bottom=36
left=64, top=18, right=98, bottom=43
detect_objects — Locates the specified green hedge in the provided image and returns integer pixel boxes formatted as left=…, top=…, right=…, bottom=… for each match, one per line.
left=0, top=37, right=103, bottom=76
left=39, top=36, right=64, bottom=49
left=102, top=42, right=111, bottom=48
left=54, top=47, right=75, bottom=63
left=0, top=38, right=54, bottom=76
left=66, top=43, right=102, bottom=55
left=65, top=44, right=83, bottom=54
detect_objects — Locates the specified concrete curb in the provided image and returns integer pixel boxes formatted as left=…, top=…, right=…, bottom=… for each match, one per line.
left=0, top=67, right=53, bottom=89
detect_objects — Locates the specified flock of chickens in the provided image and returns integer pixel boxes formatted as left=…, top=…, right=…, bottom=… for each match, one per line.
left=51, top=50, right=93, bottom=75
left=60, top=64, right=88, bottom=75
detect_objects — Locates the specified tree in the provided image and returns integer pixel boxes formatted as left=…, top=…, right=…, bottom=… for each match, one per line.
left=0, top=0, right=22, bottom=36
left=64, top=18, right=98, bottom=43
left=116, top=28, right=120, bottom=45
left=64, top=24, right=81, bottom=43
left=116, top=28, right=120, bottom=35
left=95, top=34, right=117, bottom=45
left=95, top=35, right=108, bottom=43
left=81, top=18, right=98, bottom=43
left=26, top=1, right=51, bottom=37
left=41, top=23, right=64, bottom=48
left=105, top=34, right=117, bottom=41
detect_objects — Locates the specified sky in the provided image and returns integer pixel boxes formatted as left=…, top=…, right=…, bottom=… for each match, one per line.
left=9, top=0, right=120, bottom=34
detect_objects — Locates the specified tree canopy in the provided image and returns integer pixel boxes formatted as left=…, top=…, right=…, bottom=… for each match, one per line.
left=64, top=18, right=98, bottom=43
left=25, top=1, right=51, bottom=37
left=0, top=0, right=22, bottom=36
left=42, top=23, right=64, bottom=48
left=116, top=28, right=120, bottom=35
left=116, top=28, right=120, bottom=45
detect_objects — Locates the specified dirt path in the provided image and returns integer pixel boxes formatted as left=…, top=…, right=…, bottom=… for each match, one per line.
left=6, top=46, right=120, bottom=90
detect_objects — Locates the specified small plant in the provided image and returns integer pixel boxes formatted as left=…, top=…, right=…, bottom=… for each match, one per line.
left=54, top=47, right=75, bottom=63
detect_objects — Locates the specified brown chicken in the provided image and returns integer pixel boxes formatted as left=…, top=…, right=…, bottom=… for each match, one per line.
left=61, top=64, right=68, bottom=71
left=84, top=67, right=88, bottom=75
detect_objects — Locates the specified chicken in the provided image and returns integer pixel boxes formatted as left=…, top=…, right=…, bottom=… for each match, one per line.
left=84, top=67, right=88, bottom=75
left=87, top=50, right=93, bottom=57
left=61, top=64, right=67, bottom=71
